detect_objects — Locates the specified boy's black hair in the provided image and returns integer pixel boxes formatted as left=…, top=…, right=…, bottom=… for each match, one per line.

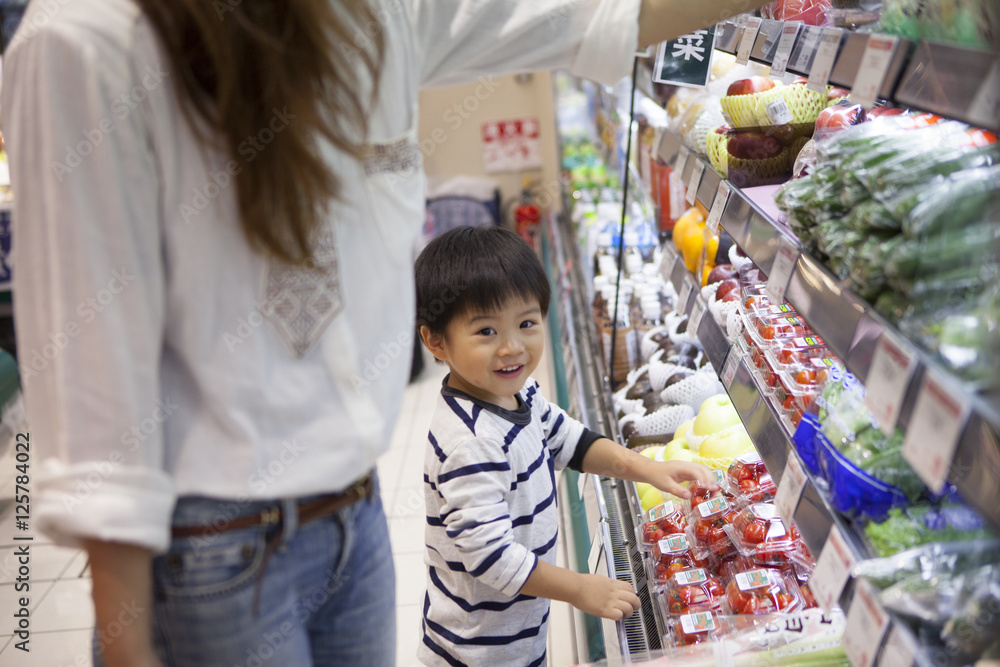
left=415, top=225, right=551, bottom=336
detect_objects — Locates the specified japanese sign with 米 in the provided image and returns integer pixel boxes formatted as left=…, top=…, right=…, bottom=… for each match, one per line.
left=653, top=27, right=717, bottom=88
left=480, top=118, right=543, bottom=173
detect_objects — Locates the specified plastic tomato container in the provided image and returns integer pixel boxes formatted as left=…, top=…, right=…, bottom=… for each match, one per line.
left=688, top=495, right=738, bottom=559
left=666, top=611, right=729, bottom=647
left=723, top=567, right=804, bottom=615
left=639, top=501, right=690, bottom=549
left=649, top=533, right=716, bottom=586
left=765, top=335, right=829, bottom=368
left=754, top=313, right=812, bottom=343
left=687, top=479, right=735, bottom=514
left=725, top=504, right=802, bottom=566
left=662, top=567, right=726, bottom=614
left=727, top=453, right=776, bottom=504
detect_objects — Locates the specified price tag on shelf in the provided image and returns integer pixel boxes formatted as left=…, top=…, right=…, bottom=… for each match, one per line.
left=792, top=25, right=822, bottom=73
left=721, top=345, right=743, bottom=389
left=843, top=580, right=891, bottom=667
left=851, top=35, right=900, bottom=108
left=969, top=59, right=1000, bottom=128
left=706, top=181, right=730, bottom=235
left=865, top=331, right=918, bottom=435
left=807, top=28, right=843, bottom=93
left=774, top=453, right=807, bottom=524
left=678, top=278, right=695, bottom=314
left=878, top=626, right=916, bottom=667
left=688, top=297, right=707, bottom=337
left=675, top=145, right=690, bottom=175
left=811, top=525, right=856, bottom=612
left=902, top=369, right=971, bottom=494
left=660, top=249, right=679, bottom=281
left=766, top=237, right=799, bottom=304
left=735, top=16, right=763, bottom=66
left=685, top=161, right=705, bottom=205
left=770, top=22, right=802, bottom=77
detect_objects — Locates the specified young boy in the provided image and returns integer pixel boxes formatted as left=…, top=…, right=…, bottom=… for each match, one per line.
left=414, top=226, right=716, bottom=667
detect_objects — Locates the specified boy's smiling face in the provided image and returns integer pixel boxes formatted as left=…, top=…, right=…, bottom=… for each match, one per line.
left=422, top=296, right=544, bottom=410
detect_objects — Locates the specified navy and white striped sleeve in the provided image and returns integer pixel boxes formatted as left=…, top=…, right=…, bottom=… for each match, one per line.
left=432, top=436, right=537, bottom=597
left=532, top=383, right=603, bottom=472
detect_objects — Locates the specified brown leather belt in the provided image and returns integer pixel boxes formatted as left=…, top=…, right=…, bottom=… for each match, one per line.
left=171, top=473, right=374, bottom=538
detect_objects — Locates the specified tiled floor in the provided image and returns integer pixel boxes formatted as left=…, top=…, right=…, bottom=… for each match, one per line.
left=0, top=341, right=577, bottom=666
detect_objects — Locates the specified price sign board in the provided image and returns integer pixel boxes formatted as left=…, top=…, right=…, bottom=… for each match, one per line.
left=851, top=35, right=901, bottom=108
left=902, top=369, right=971, bottom=493
left=807, top=28, right=844, bottom=93
left=969, top=59, right=1000, bottom=129
left=792, top=25, right=823, bottom=73
left=736, top=17, right=763, bottom=65
left=653, top=27, right=718, bottom=88
left=675, top=146, right=690, bottom=175
left=878, top=626, right=916, bottom=667
left=770, top=22, right=802, bottom=77
left=678, top=277, right=696, bottom=315
left=775, top=453, right=807, bottom=524
left=865, top=331, right=918, bottom=435
left=688, top=297, right=707, bottom=337
left=811, top=525, right=856, bottom=612
left=843, top=580, right=891, bottom=667
left=706, top=181, right=730, bottom=234
left=766, top=237, right=799, bottom=304
left=686, top=161, right=705, bottom=205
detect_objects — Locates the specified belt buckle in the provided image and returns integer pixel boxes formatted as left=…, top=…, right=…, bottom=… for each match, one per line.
left=347, top=473, right=371, bottom=499
left=260, top=506, right=281, bottom=526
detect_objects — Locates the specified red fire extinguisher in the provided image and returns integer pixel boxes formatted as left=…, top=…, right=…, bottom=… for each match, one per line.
left=514, top=189, right=541, bottom=246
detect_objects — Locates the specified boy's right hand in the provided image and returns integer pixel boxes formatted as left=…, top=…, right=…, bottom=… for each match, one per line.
left=571, top=573, right=641, bottom=620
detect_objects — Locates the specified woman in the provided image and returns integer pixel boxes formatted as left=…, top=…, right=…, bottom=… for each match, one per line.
left=2, top=0, right=766, bottom=665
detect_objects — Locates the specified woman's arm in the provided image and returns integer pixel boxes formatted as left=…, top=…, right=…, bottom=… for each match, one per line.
left=639, top=0, right=771, bottom=46
left=85, top=540, right=163, bottom=667
left=579, top=437, right=717, bottom=498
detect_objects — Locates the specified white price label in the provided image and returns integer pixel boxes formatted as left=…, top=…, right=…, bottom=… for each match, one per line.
left=766, top=237, right=799, bottom=304
left=878, top=626, right=916, bottom=667
left=669, top=170, right=686, bottom=221
left=902, top=369, right=971, bottom=494
left=675, top=146, right=691, bottom=175
left=792, top=26, right=822, bottom=73
left=686, top=161, right=705, bottom=205
left=688, top=297, right=707, bottom=337
left=675, top=568, right=708, bottom=586
left=736, top=569, right=772, bottom=592
left=770, top=22, right=802, bottom=76
left=851, top=35, right=900, bottom=108
left=864, top=331, right=918, bottom=435
left=678, top=278, right=695, bottom=314
left=969, top=59, right=1000, bottom=128
left=811, top=525, right=856, bottom=612
left=774, top=453, right=807, bottom=524
left=765, top=97, right=795, bottom=125
left=660, top=249, right=679, bottom=281
left=736, top=17, right=762, bottom=66
left=843, top=580, right=890, bottom=667
left=706, top=181, right=731, bottom=234
left=680, top=611, right=716, bottom=635
left=807, top=28, right=843, bottom=93
left=722, top=345, right=743, bottom=388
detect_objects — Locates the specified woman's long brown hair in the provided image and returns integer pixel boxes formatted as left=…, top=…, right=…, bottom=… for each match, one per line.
left=134, top=0, right=384, bottom=265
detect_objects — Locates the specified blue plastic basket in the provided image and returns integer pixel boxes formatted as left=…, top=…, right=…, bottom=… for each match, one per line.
left=815, top=429, right=909, bottom=521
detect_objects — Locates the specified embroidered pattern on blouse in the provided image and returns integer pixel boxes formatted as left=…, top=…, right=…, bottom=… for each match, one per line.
left=361, top=136, right=421, bottom=176
left=263, top=225, right=343, bottom=358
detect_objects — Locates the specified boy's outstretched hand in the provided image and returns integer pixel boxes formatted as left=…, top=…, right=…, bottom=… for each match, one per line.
left=571, top=574, right=641, bottom=620
left=645, top=460, right=718, bottom=499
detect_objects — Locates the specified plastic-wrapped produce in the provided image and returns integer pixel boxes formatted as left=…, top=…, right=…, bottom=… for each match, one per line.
left=882, top=0, right=999, bottom=49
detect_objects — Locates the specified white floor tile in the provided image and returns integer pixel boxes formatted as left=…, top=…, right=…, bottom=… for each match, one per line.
left=393, top=552, right=426, bottom=608
left=394, top=603, right=423, bottom=667
left=387, top=486, right=424, bottom=521
left=63, top=551, right=89, bottom=579
left=0, top=545, right=80, bottom=583
left=387, top=516, right=425, bottom=555
left=29, top=579, right=94, bottom=633
left=0, top=629, right=92, bottom=667
left=0, top=579, right=56, bottom=622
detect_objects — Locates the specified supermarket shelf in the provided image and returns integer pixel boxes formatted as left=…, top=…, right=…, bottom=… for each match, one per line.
left=656, top=128, right=1000, bottom=535
left=712, top=17, right=999, bottom=132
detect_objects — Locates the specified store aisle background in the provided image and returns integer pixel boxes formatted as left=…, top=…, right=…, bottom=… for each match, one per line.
left=0, top=335, right=578, bottom=667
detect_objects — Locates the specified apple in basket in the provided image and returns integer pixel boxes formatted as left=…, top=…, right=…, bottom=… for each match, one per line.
left=726, top=76, right=776, bottom=96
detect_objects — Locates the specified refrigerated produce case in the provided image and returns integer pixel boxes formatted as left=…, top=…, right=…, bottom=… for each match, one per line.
left=547, top=13, right=999, bottom=666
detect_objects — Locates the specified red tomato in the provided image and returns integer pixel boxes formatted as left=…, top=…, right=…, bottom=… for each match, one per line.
left=667, top=561, right=686, bottom=578
left=743, top=522, right=767, bottom=544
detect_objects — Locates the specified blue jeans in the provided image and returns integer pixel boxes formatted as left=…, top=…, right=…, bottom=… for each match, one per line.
left=93, top=477, right=396, bottom=667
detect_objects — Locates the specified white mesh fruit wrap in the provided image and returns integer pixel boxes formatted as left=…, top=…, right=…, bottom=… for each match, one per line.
left=712, top=300, right=741, bottom=343
left=666, top=313, right=693, bottom=346
left=619, top=412, right=641, bottom=434
left=726, top=307, right=744, bottom=342
left=640, top=327, right=669, bottom=363
left=632, top=403, right=695, bottom=437
left=661, top=365, right=726, bottom=410
left=690, top=106, right=727, bottom=156
left=613, top=383, right=646, bottom=417
left=627, top=362, right=651, bottom=387
left=729, top=244, right=753, bottom=271
left=647, top=358, right=688, bottom=392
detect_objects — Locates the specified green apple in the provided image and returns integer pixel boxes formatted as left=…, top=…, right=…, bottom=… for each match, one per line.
left=692, top=403, right=741, bottom=437
left=667, top=447, right=697, bottom=463
left=636, top=481, right=653, bottom=498
left=674, top=420, right=695, bottom=445
left=641, top=486, right=665, bottom=512
left=642, top=445, right=665, bottom=460
left=699, top=424, right=755, bottom=460
left=661, top=438, right=689, bottom=460
left=699, top=393, right=734, bottom=413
